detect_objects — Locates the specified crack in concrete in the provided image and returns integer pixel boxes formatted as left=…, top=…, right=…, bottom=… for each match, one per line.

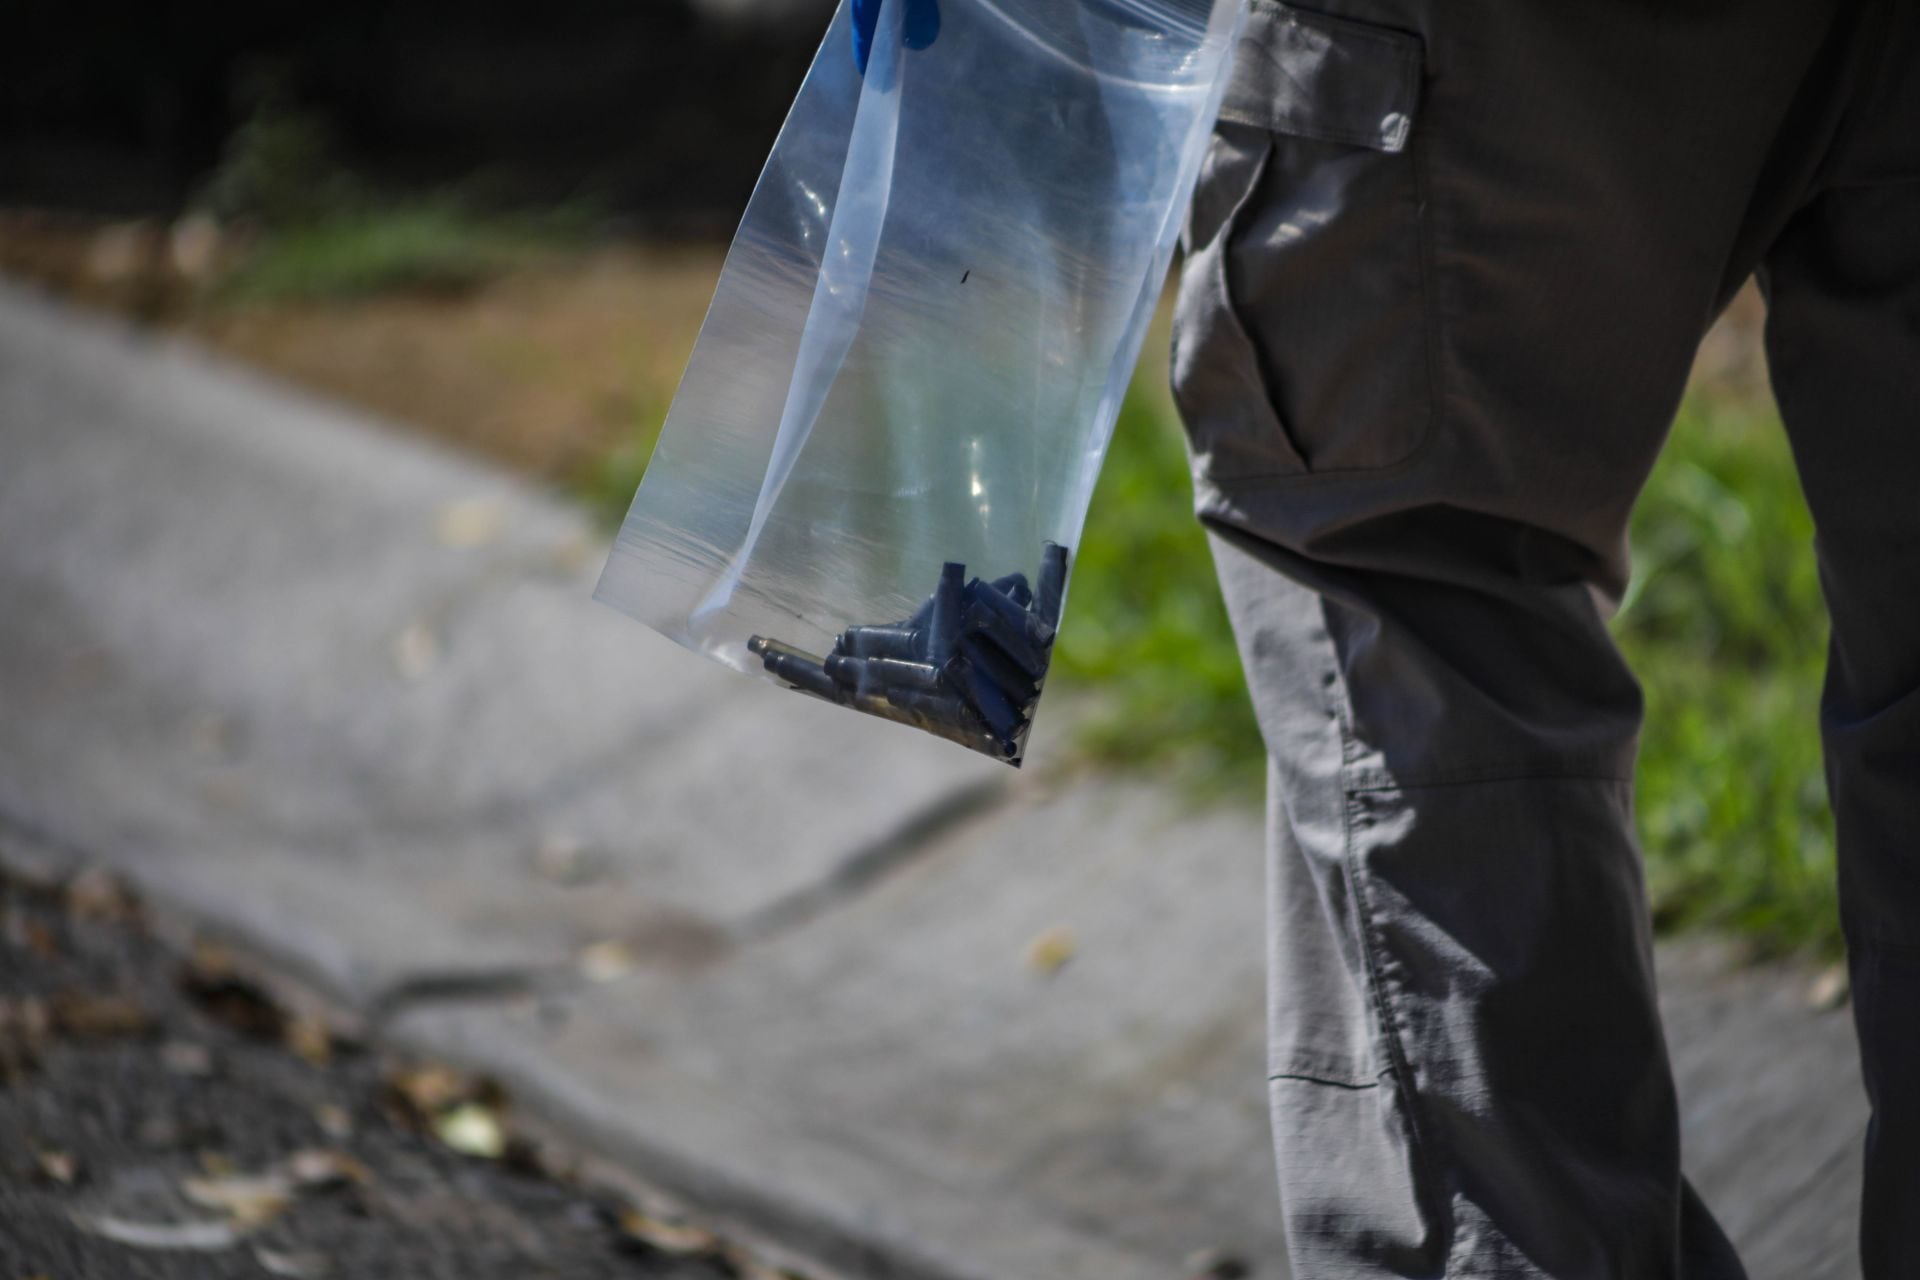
left=365, top=776, right=1018, bottom=1023
left=731, top=775, right=1013, bottom=944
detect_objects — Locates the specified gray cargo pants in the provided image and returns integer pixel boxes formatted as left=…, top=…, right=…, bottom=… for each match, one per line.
left=1169, top=1, right=1920, bottom=1276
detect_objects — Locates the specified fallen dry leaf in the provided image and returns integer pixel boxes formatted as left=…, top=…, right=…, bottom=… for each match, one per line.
left=70, top=1211, right=238, bottom=1251
left=577, top=939, right=636, bottom=983
left=617, top=1208, right=721, bottom=1257
left=1023, top=924, right=1077, bottom=976
left=386, top=1063, right=469, bottom=1118
left=434, top=497, right=506, bottom=549
left=286, top=1014, right=333, bottom=1066
left=34, top=1147, right=78, bottom=1185
left=1809, top=964, right=1850, bottom=1011
left=0, top=995, right=52, bottom=1080
left=282, top=1148, right=370, bottom=1190
left=255, top=1246, right=331, bottom=1278
left=314, top=1103, right=353, bottom=1140
left=433, top=1103, right=506, bottom=1159
left=545, top=535, right=595, bottom=576
left=182, top=1172, right=293, bottom=1228
left=49, top=990, right=154, bottom=1039
left=66, top=867, right=138, bottom=921
left=188, top=937, right=237, bottom=979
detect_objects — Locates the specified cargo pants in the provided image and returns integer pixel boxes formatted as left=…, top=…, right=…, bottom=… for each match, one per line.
left=1169, top=2, right=1920, bottom=1276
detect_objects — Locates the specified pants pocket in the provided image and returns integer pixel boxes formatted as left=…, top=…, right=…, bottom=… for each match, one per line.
left=1173, top=1, right=1434, bottom=481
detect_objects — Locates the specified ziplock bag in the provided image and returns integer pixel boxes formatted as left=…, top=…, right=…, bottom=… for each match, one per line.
left=596, top=0, right=1246, bottom=764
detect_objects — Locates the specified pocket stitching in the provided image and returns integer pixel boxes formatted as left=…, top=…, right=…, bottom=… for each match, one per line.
left=1224, top=1, right=1425, bottom=152
left=1207, top=122, right=1440, bottom=484
left=1204, top=133, right=1312, bottom=475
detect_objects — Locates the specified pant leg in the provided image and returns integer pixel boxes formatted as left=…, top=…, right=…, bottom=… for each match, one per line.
left=1756, top=12, right=1920, bottom=1275
left=1173, top=0, right=1871, bottom=1274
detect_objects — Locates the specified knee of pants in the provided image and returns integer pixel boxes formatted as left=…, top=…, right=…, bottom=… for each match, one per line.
left=1207, top=524, right=1643, bottom=790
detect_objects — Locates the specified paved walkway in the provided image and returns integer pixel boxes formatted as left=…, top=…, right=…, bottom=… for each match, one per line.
left=0, top=282, right=1866, bottom=1280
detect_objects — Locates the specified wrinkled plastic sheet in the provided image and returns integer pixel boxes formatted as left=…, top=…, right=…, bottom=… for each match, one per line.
left=597, top=0, right=1245, bottom=763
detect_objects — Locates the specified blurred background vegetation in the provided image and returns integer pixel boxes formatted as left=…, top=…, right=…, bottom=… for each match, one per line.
left=0, top=2, right=1836, bottom=957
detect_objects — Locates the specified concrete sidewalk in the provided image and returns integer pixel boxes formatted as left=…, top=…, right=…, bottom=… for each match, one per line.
left=0, top=282, right=1867, bottom=1279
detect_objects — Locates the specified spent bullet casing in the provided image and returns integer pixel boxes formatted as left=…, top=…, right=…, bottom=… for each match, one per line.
left=928, top=562, right=966, bottom=664
left=1035, top=541, right=1069, bottom=627
left=748, top=636, right=841, bottom=700
left=886, top=685, right=1016, bottom=758
left=960, top=633, right=1038, bottom=706
left=965, top=577, right=1054, bottom=653
left=747, top=545, right=1065, bottom=765
left=942, top=653, right=1027, bottom=743
left=960, top=600, right=1047, bottom=679
left=965, top=573, right=1055, bottom=644
left=843, top=624, right=925, bottom=662
left=824, top=653, right=940, bottom=692
left=885, top=683, right=980, bottom=727
left=992, top=572, right=1034, bottom=609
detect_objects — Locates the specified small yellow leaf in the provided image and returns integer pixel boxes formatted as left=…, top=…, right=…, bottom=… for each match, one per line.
left=182, top=1173, right=292, bottom=1228
left=255, top=1246, right=331, bottom=1278
left=433, top=1103, right=506, bottom=1159
left=286, top=1015, right=332, bottom=1066
left=617, top=1208, right=720, bottom=1256
left=387, top=1063, right=467, bottom=1116
left=1023, top=925, right=1077, bottom=975
left=35, top=1147, right=77, bottom=1185
left=577, top=940, right=636, bottom=984
left=281, top=1148, right=370, bottom=1189
left=434, top=498, right=506, bottom=550
left=1809, top=964, right=1850, bottom=1011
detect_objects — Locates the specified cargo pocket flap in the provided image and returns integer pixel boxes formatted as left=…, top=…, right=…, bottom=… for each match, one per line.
left=1219, top=2, right=1423, bottom=153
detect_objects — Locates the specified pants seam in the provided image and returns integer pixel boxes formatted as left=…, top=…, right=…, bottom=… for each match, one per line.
left=1320, top=597, right=1455, bottom=1268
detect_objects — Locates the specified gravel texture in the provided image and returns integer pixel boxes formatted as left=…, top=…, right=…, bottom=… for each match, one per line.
left=0, top=866, right=794, bottom=1280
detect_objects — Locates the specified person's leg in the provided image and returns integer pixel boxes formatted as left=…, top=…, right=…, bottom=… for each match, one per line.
left=1757, top=12, right=1920, bottom=1275
left=1172, top=0, right=1875, bottom=1274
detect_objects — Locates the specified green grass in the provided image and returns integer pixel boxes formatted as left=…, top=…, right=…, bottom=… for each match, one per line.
left=196, top=100, right=591, bottom=305
left=214, top=202, right=583, bottom=304
left=578, top=400, right=669, bottom=526
left=1618, top=398, right=1835, bottom=955
left=1055, top=376, right=1838, bottom=956
left=1049, top=384, right=1265, bottom=794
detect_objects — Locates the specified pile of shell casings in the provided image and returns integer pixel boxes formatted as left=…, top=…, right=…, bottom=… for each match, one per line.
left=747, top=541, right=1069, bottom=764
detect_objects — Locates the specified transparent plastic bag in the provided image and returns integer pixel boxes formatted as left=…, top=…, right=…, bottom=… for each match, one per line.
left=596, top=0, right=1246, bottom=764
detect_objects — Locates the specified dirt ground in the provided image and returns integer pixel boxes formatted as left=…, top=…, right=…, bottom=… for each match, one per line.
left=0, top=208, right=1772, bottom=495
left=0, top=210, right=722, bottom=485
left=0, top=864, right=809, bottom=1280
